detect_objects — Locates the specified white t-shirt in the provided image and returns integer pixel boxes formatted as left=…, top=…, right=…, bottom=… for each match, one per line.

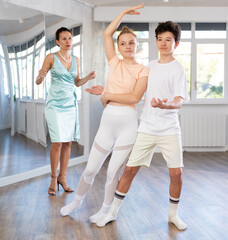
left=138, top=59, right=188, bottom=136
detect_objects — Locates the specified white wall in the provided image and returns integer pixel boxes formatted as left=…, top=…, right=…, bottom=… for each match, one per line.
left=94, top=6, right=228, bottom=22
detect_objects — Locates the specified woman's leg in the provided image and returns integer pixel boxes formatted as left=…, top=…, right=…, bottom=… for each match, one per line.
left=58, top=142, right=73, bottom=191
left=48, top=142, right=62, bottom=195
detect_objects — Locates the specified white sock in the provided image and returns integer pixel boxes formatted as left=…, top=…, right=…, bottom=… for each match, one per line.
left=60, top=194, right=84, bottom=216
left=96, top=190, right=126, bottom=227
left=89, top=203, right=111, bottom=223
left=168, top=196, right=187, bottom=230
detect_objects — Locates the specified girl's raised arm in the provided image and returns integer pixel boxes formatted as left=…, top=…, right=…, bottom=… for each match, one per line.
left=104, top=3, right=144, bottom=62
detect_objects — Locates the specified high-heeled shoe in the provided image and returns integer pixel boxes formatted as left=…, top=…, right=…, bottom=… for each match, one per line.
left=48, top=175, right=57, bottom=196
left=57, top=174, right=74, bottom=193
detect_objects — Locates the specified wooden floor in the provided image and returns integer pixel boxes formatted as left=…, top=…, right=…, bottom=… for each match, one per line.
left=0, top=152, right=228, bottom=240
left=0, top=129, right=83, bottom=177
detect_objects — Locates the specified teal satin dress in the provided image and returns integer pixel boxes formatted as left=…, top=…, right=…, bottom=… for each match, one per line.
left=45, top=53, right=80, bottom=143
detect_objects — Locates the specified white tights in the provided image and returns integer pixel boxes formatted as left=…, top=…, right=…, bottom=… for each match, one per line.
left=61, top=105, right=138, bottom=218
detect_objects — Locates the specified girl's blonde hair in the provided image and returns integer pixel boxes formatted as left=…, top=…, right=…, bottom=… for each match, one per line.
left=117, top=26, right=137, bottom=43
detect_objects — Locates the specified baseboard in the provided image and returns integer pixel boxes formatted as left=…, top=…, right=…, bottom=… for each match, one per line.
left=0, top=155, right=88, bottom=187
left=183, top=147, right=227, bottom=152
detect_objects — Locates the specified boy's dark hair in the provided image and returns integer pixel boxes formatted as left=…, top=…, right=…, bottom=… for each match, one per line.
left=155, top=21, right=181, bottom=43
left=55, top=27, right=72, bottom=46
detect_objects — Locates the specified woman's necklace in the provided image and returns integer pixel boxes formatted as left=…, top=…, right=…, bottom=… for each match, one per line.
left=59, top=51, right=72, bottom=63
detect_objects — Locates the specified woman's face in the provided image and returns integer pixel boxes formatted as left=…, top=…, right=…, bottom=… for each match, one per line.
left=118, top=33, right=138, bottom=59
left=56, top=31, right=73, bottom=50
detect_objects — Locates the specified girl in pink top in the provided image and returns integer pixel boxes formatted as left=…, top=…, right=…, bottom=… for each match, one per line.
left=60, top=4, right=149, bottom=222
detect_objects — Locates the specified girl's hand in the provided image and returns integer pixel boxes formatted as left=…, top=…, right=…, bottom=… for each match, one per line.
left=85, top=85, right=104, bottom=95
left=87, top=71, right=96, bottom=80
left=124, top=3, right=144, bottom=15
left=100, top=93, right=109, bottom=107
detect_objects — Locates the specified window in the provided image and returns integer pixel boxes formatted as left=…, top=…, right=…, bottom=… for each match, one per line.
left=0, top=43, right=9, bottom=96
left=173, top=22, right=226, bottom=102
left=174, top=42, right=191, bottom=96
left=8, top=32, right=45, bottom=100
left=196, top=44, right=224, bottom=99
left=195, top=23, right=226, bottom=39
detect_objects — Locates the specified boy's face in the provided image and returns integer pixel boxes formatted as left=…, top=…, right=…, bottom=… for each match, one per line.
left=156, top=31, right=179, bottom=56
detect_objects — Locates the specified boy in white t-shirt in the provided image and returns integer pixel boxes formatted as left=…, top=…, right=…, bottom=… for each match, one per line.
left=96, top=21, right=188, bottom=230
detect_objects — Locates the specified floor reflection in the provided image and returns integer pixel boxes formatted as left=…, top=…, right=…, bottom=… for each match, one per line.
left=0, top=129, right=84, bottom=178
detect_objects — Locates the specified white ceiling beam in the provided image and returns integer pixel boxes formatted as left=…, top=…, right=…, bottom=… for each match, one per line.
left=94, top=6, right=228, bottom=22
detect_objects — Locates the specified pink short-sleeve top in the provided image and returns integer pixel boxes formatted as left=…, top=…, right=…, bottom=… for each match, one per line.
left=103, top=55, right=149, bottom=109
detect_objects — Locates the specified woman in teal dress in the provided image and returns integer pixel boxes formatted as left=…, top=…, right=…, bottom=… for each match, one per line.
left=36, top=27, right=95, bottom=196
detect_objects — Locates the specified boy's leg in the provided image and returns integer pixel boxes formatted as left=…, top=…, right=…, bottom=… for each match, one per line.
left=97, top=132, right=156, bottom=227
left=89, top=146, right=134, bottom=223
left=158, top=134, right=187, bottom=230
left=96, top=166, right=140, bottom=227
left=168, top=167, right=187, bottom=230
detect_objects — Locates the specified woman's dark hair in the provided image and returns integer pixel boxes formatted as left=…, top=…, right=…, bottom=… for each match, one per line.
left=117, top=26, right=137, bottom=43
left=55, top=27, right=72, bottom=46
left=155, top=21, right=181, bottom=43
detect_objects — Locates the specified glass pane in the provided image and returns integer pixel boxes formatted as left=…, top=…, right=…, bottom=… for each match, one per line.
left=136, top=41, right=149, bottom=65
left=196, top=31, right=226, bottom=39
left=181, top=30, right=191, bottom=39
left=76, top=86, right=81, bottom=101
left=21, top=49, right=27, bottom=57
left=21, top=58, right=27, bottom=97
left=174, top=42, right=191, bottom=98
left=18, top=59, right=22, bottom=98
left=50, top=45, right=59, bottom=53
left=178, top=23, right=191, bottom=39
left=196, top=44, right=224, bottom=99
left=73, top=35, right=80, bottom=44
left=1, top=58, right=9, bottom=95
left=196, top=23, right=226, bottom=39
left=36, top=39, right=42, bottom=48
left=114, top=31, right=149, bottom=40
left=73, top=45, right=80, bottom=58
left=10, top=59, right=19, bottom=98
left=9, top=52, right=16, bottom=58
left=27, top=45, right=34, bottom=54
left=0, top=44, right=4, bottom=56
left=27, top=54, right=33, bottom=98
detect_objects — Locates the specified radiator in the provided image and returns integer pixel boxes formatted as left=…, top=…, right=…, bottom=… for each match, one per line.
left=180, top=113, right=226, bottom=147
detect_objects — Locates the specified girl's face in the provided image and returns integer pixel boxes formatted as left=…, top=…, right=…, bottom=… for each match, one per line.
left=56, top=31, right=72, bottom=50
left=156, top=31, right=179, bottom=56
left=118, top=33, right=138, bottom=58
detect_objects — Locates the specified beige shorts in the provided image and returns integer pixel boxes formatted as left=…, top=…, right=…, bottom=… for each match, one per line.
left=127, top=132, right=184, bottom=168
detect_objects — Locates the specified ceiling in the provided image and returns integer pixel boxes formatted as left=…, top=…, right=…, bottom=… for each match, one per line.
left=0, top=1, right=64, bottom=36
left=74, top=0, right=228, bottom=7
